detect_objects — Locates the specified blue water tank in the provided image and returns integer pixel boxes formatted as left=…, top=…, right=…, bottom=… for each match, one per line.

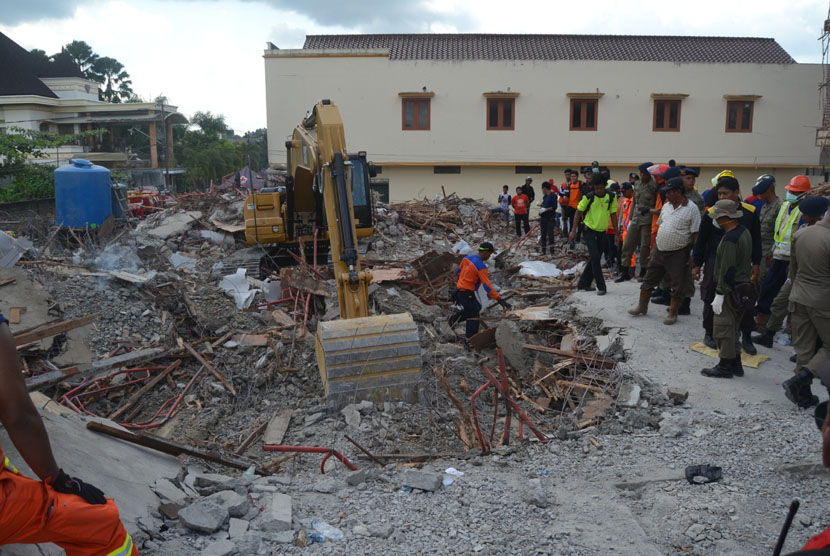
left=54, top=159, right=113, bottom=228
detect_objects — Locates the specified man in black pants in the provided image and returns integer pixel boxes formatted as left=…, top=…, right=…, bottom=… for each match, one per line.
left=539, top=181, right=557, bottom=254
left=570, top=175, right=618, bottom=295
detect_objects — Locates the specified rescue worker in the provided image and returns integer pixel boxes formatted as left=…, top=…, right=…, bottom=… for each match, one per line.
left=752, top=174, right=782, bottom=300
left=617, top=162, right=659, bottom=282
left=692, top=175, right=761, bottom=351
left=538, top=182, right=557, bottom=255
left=781, top=196, right=830, bottom=408
left=571, top=174, right=618, bottom=295
left=521, top=176, right=535, bottom=203
left=448, top=242, right=511, bottom=339
left=701, top=200, right=753, bottom=379
left=566, top=171, right=588, bottom=244
left=559, top=169, right=575, bottom=237
left=617, top=182, right=635, bottom=275
left=755, top=175, right=809, bottom=322
left=511, top=186, right=530, bottom=237
left=628, top=177, right=700, bottom=325
left=0, top=313, right=138, bottom=555
left=681, top=167, right=705, bottom=215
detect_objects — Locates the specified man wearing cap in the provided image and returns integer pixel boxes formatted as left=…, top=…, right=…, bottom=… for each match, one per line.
left=681, top=167, right=705, bottom=216
left=539, top=181, right=558, bottom=255
left=570, top=175, right=618, bottom=295
left=628, top=177, right=700, bottom=324
left=521, top=176, right=535, bottom=204
left=701, top=199, right=753, bottom=379
left=752, top=174, right=783, bottom=296
left=617, top=162, right=659, bottom=282
left=693, top=176, right=762, bottom=352
left=449, top=242, right=511, bottom=340
left=781, top=196, right=830, bottom=408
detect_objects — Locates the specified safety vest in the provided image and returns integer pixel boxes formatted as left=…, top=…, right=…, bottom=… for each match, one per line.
left=620, top=197, right=633, bottom=234
left=773, top=201, right=801, bottom=255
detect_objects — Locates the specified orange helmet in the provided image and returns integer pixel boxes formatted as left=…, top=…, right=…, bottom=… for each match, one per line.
left=786, top=175, right=810, bottom=193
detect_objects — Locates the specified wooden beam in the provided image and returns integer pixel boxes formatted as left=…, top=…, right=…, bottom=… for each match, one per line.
left=181, top=340, right=236, bottom=396
left=522, top=344, right=617, bottom=369
left=89, top=348, right=168, bottom=377
left=108, top=360, right=181, bottom=420
left=262, top=410, right=292, bottom=446
left=13, top=314, right=98, bottom=347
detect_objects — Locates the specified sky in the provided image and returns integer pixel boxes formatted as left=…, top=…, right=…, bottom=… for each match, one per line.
left=1, top=0, right=828, bottom=134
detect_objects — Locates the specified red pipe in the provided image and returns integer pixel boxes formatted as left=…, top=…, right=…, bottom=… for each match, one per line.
left=263, top=444, right=358, bottom=473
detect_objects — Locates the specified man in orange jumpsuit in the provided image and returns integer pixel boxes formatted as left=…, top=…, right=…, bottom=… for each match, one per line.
left=0, top=313, right=138, bottom=556
left=449, top=242, right=511, bottom=339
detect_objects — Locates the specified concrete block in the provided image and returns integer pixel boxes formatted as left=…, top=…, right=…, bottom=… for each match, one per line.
left=401, top=469, right=443, bottom=492
left=203, top=539, right=236, bottom=556
left=341, top=404, right=361, bottom=428
left=229, top=517, right=249, bottom=539
left=345, top=468, right=369, bottom=486
left=178, top=500, right=229, bottom=533
left=192, top=473, right=235, bottom=489
left=618, top=383, right=641, bottom=407
left=252, top=493, right=292, bottom=532
left=205, top=490, right=250, bottom=518
left=153, top=478, right=188, bottom=504
left=496, top=320, right=528, bottom=373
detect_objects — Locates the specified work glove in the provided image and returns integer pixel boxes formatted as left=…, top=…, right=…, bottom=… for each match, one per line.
left=640, top=208, right=651, bottom=216
left=50, top=469, right=107, bottom=505
left=498, top=299, right=512, bottom=310
left=711, top=294, right=724, bottom=316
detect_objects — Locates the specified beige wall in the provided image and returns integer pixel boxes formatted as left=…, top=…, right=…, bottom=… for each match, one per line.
left=264, top=49, right=823, bottom=201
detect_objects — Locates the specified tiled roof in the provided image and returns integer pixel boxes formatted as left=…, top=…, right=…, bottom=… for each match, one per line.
left=303, top=34, right=796, bottom=64
left=0, top=31, right=58, bottom=98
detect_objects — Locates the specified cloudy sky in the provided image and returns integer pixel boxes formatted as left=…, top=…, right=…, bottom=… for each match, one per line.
left=1, top=0, right=827, bottom=133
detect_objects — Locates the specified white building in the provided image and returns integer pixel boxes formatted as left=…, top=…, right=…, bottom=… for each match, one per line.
left=264, top=34, right=825, bottom=201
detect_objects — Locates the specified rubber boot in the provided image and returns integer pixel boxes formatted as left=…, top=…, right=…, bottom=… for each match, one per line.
left=701, top=359, right=734, bottom=378
left=615, top=267, right=631, bottom=283
left=652, top=289, right=671, bottom=306
left=751, top=329, right=774, bottom=348
left=703, top=331, right=717, bottom=350
left=741, top=331, right=757, bottom=356
left=790, top=353, right=797, bottom=363
left=663, top=299, right=681, bottom=325
left=677, top=297, right=691, bottom=316
left=627, top=290, right=651, bottom=316
left=783, top=368, right=815, bottom=408
left=732, top=356, right=744, bottom=377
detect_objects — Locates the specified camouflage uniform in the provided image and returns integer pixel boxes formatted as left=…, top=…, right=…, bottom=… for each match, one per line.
left=620, top=176, right=659, bottom=272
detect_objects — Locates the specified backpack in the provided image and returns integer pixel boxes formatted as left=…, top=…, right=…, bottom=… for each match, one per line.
left=583, top=192, right=614, bottom=214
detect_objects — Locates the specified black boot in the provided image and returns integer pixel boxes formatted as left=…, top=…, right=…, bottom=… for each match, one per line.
left=732, top=356, right=744, bottom=377
left=701, top=359, right=734, bottom=378
left=614, top=268, right=631, bottom=283
left=678, top=297, right=691, bottom=316
left=703, top=332, right=717, bottom=350
left=651, top=287, right=666, bottom=300
left=741, top=331, right=757, bottom=356
left=783, top=368, right=816, bottom=408
left=790, top=353, right=797, bottom=363
left=652, top=291, right=671, bottom=306
left=751, top=329, right=774, bottom=348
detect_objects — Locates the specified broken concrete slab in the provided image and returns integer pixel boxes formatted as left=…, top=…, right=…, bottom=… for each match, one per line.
left=341, top=404, right=361, bottom=429
left=251, top=492, right=292, bottom=532
left=496, top=320, right=528, bottom=373
left=178, top=500, right=229, bottom=533
left=401, top=469, right=443, bottom=492
left=205, top=490, right=250, bottom=518
left=202, top=540, right=236, bottom=556
left=228, top=517, right=249, bottom=539
left=617, top=383, right=641, bottom=407
left=153, top=478, right=189, bottom=504
left=142, top=210, right=203, bottom=239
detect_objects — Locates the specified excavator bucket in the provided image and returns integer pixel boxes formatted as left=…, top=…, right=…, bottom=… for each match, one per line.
left=316, top=312, right=422, bottom=411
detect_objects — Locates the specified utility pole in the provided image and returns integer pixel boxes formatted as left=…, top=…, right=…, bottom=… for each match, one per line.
left=157, top=99, right=170, bottom=192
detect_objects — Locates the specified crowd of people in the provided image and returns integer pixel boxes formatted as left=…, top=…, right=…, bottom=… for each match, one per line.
left=478, top=162, right=829, bottom=410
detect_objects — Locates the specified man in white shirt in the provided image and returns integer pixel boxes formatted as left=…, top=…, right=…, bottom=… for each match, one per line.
left=628, top=177, right=701, bottom=324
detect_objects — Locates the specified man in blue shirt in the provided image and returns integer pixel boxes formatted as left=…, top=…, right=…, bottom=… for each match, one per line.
left=539, top=182, right=558, bottom=255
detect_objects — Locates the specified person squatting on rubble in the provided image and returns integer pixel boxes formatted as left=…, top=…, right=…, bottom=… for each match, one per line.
left=571, top=175, right=618, bottom=296
left=488, top=185, right=512, bottom=231
left=538, top=181, right=558, bottom=255
left=780, top=196, right=830, bottom=409
left=0, top=314, right=138, bottom=556
left=448, top=242, right=511, bottom=340
left=627, top=177, right=701, bottom=325
left=512, top=186, right=531, bottom=237
left=617, top=162, right=659, bottom=282
left=699, top=200, right=754, bottom=379
left=692, top=175, right=761, bottom=353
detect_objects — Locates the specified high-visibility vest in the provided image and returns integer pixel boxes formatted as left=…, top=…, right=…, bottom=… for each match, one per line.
left=773, top=201, right=801, bottom=255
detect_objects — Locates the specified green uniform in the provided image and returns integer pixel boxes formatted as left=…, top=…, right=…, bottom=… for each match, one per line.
left=713, top=225, right=752, bottom=359
left=789, top=220, right=830, bottom=375
left=758, top=197, right=783, bottom=284
left=686, top=188, right=706, bottom=217
left=621, top=176, right=659, bottom=271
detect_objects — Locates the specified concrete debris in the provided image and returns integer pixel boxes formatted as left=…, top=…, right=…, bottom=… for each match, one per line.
left=401, top=469, right=443, bottom=492
left=251, top=493, right=292, bottom=532
left=178, top=500, right=229, bottom=533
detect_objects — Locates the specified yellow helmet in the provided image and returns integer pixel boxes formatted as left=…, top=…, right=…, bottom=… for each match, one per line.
left=711, top=169, right=735, bottom=188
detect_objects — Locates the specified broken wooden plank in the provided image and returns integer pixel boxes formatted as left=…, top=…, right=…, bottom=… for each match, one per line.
left=468, top=327, right=496, bottom=350
left=263, top=410, right=292, bottom=446
left=235, top=420, right=269, bottom=456
left=0, top=278, right=16, bottom=288
left=522, top=344, right=617, bottom=369
left=281, top=268, right=328, bottom=297
left=13, top=313, right=98, bottom=347
left=86, top=421, right=264, bottom=474
left=231, top=334, right=269, bottom=346
left=211, top=219, right=245, bottom=233
left=25, top=366, right=79, bottom=392
left=89, top=348, right=168, bottom=377
left=211, top=329, right=236, bottom=349
left=181, top=340, right=236, bottom=396
left=270, top=310, right=295, bottom=328
left=108, top=360, right=181, bottom=421
left=9, top=307, right=26, bottom=324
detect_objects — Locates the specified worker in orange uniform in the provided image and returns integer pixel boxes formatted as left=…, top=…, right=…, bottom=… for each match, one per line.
left=449, top=242, right=511, bottom=340
left=0, top=314, right=138, bottom=556
left=617, top=182, right=636, bottom=274
left=567, top=171, right=587, bottom=244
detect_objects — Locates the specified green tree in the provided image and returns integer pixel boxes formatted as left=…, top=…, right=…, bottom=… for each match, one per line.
left=29, top=49, right=50, bottom=64
left=91, top=56, right=133, bottom=103
left=191, top=111, right=231, bottom=137
left=62, top=40, right=98, bottom=80
left=242, top=128, right=268, bottom=171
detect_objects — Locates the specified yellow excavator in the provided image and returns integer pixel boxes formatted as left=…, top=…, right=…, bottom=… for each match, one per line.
left=249, top=100, right=421, bottom=410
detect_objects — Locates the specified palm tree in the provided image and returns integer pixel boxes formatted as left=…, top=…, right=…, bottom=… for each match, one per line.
left=62, top=40, right=98, bottom=80
left=91, top=57, right=134, bottom=103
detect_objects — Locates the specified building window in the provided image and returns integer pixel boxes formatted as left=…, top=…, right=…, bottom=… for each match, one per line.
left=653, top=100, right=681, bottom=131
left=58, top=123, right=75, bottom=136
left=570, top=99, right=597, bottom=131
left=515, top=166, right=542, bottom=174
left=434, top=166, right=461, bottom=174
left=726, top=100, right=754, bottom=132
left=487, top=98, right=514, bottom=130
left=402, top=98, right=430, bottom=130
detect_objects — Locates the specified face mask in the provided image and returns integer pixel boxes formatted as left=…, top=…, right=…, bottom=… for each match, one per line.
left=712, top=219, right=721, bottom=230
left=786, top=192, right=799, bottom=203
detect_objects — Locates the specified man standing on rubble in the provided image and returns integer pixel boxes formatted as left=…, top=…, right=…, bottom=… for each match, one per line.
left=521, top=176, right=535, bottom=203
left=570, top=175, right=618, bottom=296
left=617, top=162, right=659, bottom=282
left=512, top=186, right=530, bottom=237
left=700, top=200, right=753, bottom=379
left=539, top=181, right=558, bottom=255
left=0, top=314, right=138, bottom=555
left=448, top=242, right=511, bottom=340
